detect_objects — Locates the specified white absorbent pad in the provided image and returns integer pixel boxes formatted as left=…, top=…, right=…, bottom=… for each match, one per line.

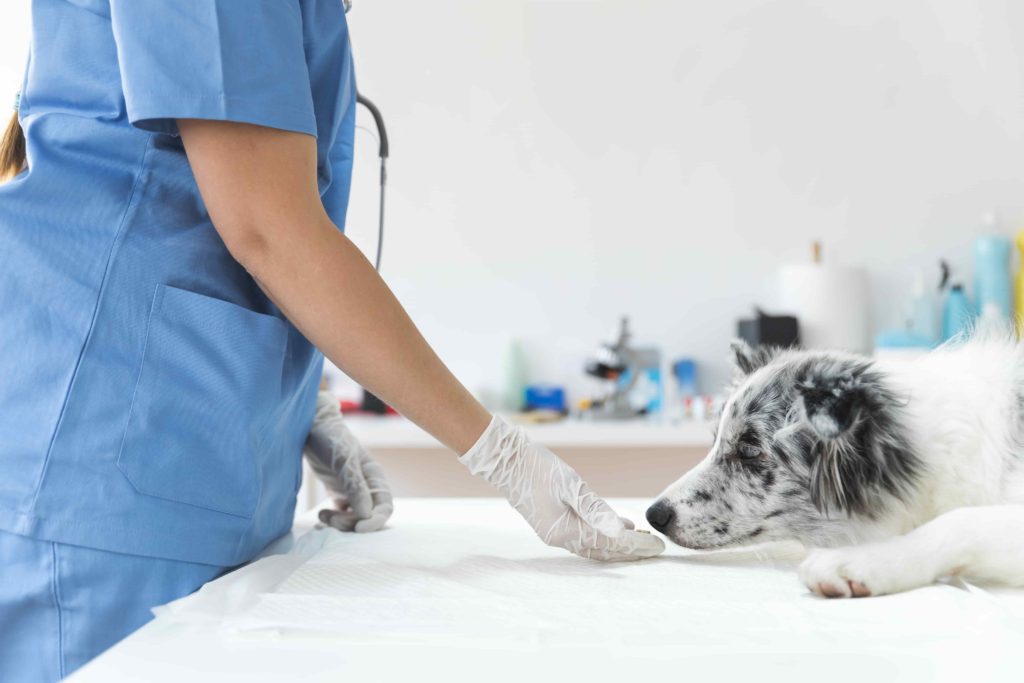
left=161, top=498, right=1024, bottom=680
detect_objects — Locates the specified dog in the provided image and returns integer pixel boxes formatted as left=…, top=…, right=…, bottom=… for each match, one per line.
left=646, top=326, right=1024, bottom=598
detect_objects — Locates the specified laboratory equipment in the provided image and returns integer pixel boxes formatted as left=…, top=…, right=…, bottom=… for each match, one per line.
left=582, top=317, right=660, bottom=420
left=737, top=309, right=799, bottom=348
left=355, top=94, right=388, bottom=271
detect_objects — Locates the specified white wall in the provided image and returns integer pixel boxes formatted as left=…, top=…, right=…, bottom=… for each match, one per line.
left=0, top=5, right=29, bottom=102
left=4, top=2, right=1024, bottom=403
left=343, top=0, right=1024, bottom=400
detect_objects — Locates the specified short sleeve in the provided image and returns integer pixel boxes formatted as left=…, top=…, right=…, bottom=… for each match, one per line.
left=109, top=0, right=317, bottom=138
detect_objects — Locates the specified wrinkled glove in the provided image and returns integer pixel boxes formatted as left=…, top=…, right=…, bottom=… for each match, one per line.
left=304, top=391, right=394, bottom=532
left=460, top=415, right=665, bottom=561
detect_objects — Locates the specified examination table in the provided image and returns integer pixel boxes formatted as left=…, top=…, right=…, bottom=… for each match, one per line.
left=70, top=498, right=1024, bottom=682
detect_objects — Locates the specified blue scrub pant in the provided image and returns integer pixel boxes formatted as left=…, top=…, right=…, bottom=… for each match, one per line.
left=0, top=528, right=227, bottom=681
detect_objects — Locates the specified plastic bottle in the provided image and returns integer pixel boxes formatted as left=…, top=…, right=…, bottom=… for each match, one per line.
left=942, top=283, right=974, bottom=342
left=974, top=214, right=1012, bottom=320
left=501, top=338, right=527, bottom=413
left=908, top=269, right=937, bottom=345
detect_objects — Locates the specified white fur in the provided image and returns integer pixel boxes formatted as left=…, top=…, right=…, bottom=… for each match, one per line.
left=799, top=329, right=1024, bottom=597
left=800, top=506, right=1024, bottom=597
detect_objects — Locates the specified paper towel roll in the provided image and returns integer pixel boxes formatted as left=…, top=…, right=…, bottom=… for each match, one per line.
left=779, top=264, right=870, bottom=353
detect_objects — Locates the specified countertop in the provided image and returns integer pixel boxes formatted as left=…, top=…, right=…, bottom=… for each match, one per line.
left=70, top=498, right=1024, bottom=683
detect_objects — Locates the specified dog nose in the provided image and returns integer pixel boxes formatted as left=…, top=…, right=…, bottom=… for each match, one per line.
left=645, top=500, right=675, bottom=532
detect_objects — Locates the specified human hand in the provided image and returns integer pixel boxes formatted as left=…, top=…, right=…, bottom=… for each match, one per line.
left=459, top=416, right=665, bottom=561
left=304, top=391, right=393, bottom=532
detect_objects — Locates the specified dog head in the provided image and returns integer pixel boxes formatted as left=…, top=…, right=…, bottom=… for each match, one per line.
left=646, top=341, right=920, bottom=549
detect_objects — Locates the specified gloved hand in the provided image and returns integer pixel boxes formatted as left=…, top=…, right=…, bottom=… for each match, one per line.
left=459, top=415, right=665, bottom=561
left=304, top=391, right=394, bottom=532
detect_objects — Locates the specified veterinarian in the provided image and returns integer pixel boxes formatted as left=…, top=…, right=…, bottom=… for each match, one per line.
left=0, top=2, right=664, bottom=680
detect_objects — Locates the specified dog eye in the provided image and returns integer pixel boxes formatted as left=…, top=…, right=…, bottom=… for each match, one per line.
left=737, top=444, right=761, bottom=460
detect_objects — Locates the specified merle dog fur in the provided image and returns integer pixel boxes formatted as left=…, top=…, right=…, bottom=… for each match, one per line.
left=651, top=328, right=1024, bottom=598
left=654, top=341, right=922, bottom=549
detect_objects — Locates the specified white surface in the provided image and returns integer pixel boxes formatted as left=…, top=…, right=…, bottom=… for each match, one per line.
left=342, top=414, right=715, bottom=449
left=74, top=498, right=1024, bottom=682
left=339, top=0, right=1024, bottom=397
left=780, top=262, right=870, bottom=353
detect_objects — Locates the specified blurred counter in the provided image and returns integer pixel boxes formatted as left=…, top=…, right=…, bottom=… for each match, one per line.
left=342, top=414, right=715, bottom=449
left=298, top=416, right=715, bottom=507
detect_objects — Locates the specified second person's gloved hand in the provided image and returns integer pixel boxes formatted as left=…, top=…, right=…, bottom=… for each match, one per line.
left=304, top=390, right=394, bottom=532
left=459, top=415, right=665, bottom=561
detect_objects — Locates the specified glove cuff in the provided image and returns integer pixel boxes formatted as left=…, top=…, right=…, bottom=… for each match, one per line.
left=458, top=414, right=523, bottom=481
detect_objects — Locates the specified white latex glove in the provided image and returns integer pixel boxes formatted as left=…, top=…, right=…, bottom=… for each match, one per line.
left=459, top=415, right=665, bottom=561
left=304, top=391, right=394, bottom=532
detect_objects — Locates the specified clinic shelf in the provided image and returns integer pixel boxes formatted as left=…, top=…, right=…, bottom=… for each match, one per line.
left=343, top=414, right=715, bottom=450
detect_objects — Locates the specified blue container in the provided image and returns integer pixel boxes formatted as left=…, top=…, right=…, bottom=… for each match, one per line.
left=942, top=284, right=974, bottom=341
left=875, top=329, right=934, bottom=349
left=672, top=359, right=698, bottom=397
left=975, top=236, right=1012, bottom=319
left=523, top=385, right=567, bottom=412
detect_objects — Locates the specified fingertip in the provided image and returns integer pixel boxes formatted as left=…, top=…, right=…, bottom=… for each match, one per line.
left=623, top=530, right=667, bottom=557
left=354, top=511, right=383, bottom=532
left=321, top=510, right=359, bottom=532
left=354, top=504, right=394, bottom=533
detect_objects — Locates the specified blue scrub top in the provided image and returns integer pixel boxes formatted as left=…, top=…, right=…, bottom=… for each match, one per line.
left=0, top=0, right=356, bottom=566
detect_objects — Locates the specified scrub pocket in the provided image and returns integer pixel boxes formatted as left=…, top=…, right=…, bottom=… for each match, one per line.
left=117, top=284, right=287, bottom=518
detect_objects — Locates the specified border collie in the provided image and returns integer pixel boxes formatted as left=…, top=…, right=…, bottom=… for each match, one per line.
left=646, top=327, right=1024, bottom=598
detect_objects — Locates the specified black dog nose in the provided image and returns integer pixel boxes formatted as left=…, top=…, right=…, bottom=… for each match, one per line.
left=645, top=500, right=675, bottom=532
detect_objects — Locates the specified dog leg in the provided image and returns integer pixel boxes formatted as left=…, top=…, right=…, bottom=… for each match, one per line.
left=798, top=505, right=1024, bottom=598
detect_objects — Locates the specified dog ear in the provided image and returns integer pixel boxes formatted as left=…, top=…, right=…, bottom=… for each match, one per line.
left=794, top=360, right=920, bottom=518
left=796, top=365, right=869, bottom=516
left=730, top=340, right=782, bottom=376
left=795, top=369, right=863, bottom=440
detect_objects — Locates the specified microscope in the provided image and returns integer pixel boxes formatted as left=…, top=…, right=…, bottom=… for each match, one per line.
left=582, top=317, right=659, bottom=420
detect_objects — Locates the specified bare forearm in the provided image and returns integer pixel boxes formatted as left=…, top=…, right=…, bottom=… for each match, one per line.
left=244, top=215, right=489, bottom=454
left=176, top=119, right=489, bottom=453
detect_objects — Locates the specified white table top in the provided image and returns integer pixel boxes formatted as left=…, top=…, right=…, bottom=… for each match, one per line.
left=71, top=498, right=1024, bottom=682
left=344, top=414, right=715, bottom=449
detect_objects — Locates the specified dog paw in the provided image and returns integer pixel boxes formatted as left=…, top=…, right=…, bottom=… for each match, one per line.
left=798, top=545, right=936, bottom=599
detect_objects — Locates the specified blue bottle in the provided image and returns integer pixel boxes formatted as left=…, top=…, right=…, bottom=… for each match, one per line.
left=942, top=284, right=974, bottom=341
left=672, top=359, right=698, bottom=397
left=908, top=270, right=938, bottom=345
left=975, top=235, right=1012, bottom=320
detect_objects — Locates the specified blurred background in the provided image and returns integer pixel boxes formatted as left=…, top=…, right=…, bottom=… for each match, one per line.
left=340, top=0, right=1024, bottom=400
left=6, top=1, right=1024, bottom=498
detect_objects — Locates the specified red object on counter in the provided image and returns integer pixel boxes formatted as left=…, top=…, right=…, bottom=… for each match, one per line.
left=339, top=398, right=400, bottom=416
